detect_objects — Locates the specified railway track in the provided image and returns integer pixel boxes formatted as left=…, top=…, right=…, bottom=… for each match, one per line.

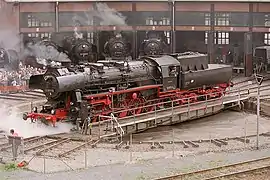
left=0, top=90, right=45, bottom=102
left=0, top=133, right=100, bottom=159
left=117, top=131, right=270, bottom=153
left=203, top=165, right=270, bottom=180
left=155, top=155, right=270, bottom=180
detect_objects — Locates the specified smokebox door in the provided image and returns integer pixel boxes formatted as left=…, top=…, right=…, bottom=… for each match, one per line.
left=29, top=74, right=45, bottom=89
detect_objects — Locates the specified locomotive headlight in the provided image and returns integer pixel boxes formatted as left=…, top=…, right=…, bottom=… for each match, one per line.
left=190, top=79, right=195, bottom=83
left=32, top=107, right=37, bottom=112
left=51, top=109, right=55, bottom=115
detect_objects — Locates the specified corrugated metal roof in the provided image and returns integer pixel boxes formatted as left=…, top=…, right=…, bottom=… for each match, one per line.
left=4, top=0, right=270, bottom=3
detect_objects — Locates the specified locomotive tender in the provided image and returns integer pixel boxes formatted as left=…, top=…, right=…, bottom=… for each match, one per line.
left=23, top=52, right=232, bottom=126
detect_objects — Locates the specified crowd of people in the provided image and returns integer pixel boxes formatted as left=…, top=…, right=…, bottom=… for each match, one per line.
left=0, top=62, right=45, bottom=91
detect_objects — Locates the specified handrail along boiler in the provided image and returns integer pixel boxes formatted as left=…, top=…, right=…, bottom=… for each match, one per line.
left=23, top=52, right=233, bottom=126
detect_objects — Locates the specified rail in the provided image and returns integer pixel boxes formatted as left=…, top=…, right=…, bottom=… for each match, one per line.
left=99, top=113, right=125, bottom=141
left=110, top=113, right=125, bottom=139
left=89, top=81, right=270, bottom=139
left=116, top=82, right=270, bottom=120
left=204, top=165, right=270, bottom=180
left=90, top=93, right=250, bottom=139
left=0, top=85, right=29, bottom=93
left=154, top=156, right=270, bottom=180
left=90, top=85, right=262, bottom=128
left=109, top=91, right=237, bottom=122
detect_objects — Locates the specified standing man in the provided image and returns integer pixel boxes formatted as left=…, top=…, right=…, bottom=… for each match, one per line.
left=8, top=129, right=20, bottom=161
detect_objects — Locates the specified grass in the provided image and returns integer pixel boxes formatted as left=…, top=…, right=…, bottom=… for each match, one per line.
left=136, top=174, right=148, bottom=180
left=208, top=159, right=224, bottom=167
left=0, top=163, right=18, bottom=172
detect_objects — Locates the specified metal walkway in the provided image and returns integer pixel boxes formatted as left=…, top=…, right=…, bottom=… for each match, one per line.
left=89, top=89, right=251, bottom=140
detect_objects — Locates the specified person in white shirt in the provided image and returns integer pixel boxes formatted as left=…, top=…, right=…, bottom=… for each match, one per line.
left=11, top=79, right=16, bottom=86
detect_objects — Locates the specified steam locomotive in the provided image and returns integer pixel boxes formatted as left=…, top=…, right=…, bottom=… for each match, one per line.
left=103, top=33, right=132, bottom=60
left=61, top=36, right=97, bottom=64
left=139, top=31, right=169, bottom=56
left=23, top=52, right=233, bottom=126
left=0, top=47, right=19, bottom=70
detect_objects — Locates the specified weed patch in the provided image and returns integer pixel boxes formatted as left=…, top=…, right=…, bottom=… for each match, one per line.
left=2, top=163, right=18, bottom=171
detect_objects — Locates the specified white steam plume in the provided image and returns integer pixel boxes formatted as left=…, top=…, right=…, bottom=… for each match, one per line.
left=94, top=3, right=127, bottom=26
left=73, top=26, right=83, bottom=40
left=23, top=42, right=70, bottom=66
left=72, top=15, right=84, bottom=39
left=0, top=5, right=20, bottom=52
left=69, top=3, right=127, bottom=40
left=0, top=104, right=72, bottom=138
left=71, top=3, right=127, bottom=30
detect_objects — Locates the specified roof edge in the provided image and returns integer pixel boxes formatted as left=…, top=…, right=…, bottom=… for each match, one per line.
left=4, top=0, right=270, bottom=3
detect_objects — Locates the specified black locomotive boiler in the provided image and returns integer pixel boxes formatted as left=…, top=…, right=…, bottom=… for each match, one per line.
left=103, top=33, right=132, bottom=60
left=139, top=31, right=170, bottom=56
left=23, top=52, right=232, bottom=126
left=62, top=36, right=98, bottom=64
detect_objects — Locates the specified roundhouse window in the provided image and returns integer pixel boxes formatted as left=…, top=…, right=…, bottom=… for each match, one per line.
left=205, top=32, right=229, bottom=45
left=264, top=33, right=270, bottom=45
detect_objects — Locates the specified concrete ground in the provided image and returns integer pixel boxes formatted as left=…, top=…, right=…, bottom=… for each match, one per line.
left=0, top=110, right=269, bottom=174
left=2, top=147, right=270, bottom=180
left=132, top=111, right=270, bottom=141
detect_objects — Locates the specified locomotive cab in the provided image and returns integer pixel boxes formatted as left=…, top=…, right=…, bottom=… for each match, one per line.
left=253, top=46, right=270, bottom=73
left=145, top=55, right=181, bottom=91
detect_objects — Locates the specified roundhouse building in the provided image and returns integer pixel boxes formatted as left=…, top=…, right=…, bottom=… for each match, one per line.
left=1, top=0, right=270, bottom=76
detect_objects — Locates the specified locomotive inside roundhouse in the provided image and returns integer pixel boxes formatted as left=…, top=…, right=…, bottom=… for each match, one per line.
left=139, top=31, right=170, bottom=57
left=103, top=32, right=132, bottom=60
